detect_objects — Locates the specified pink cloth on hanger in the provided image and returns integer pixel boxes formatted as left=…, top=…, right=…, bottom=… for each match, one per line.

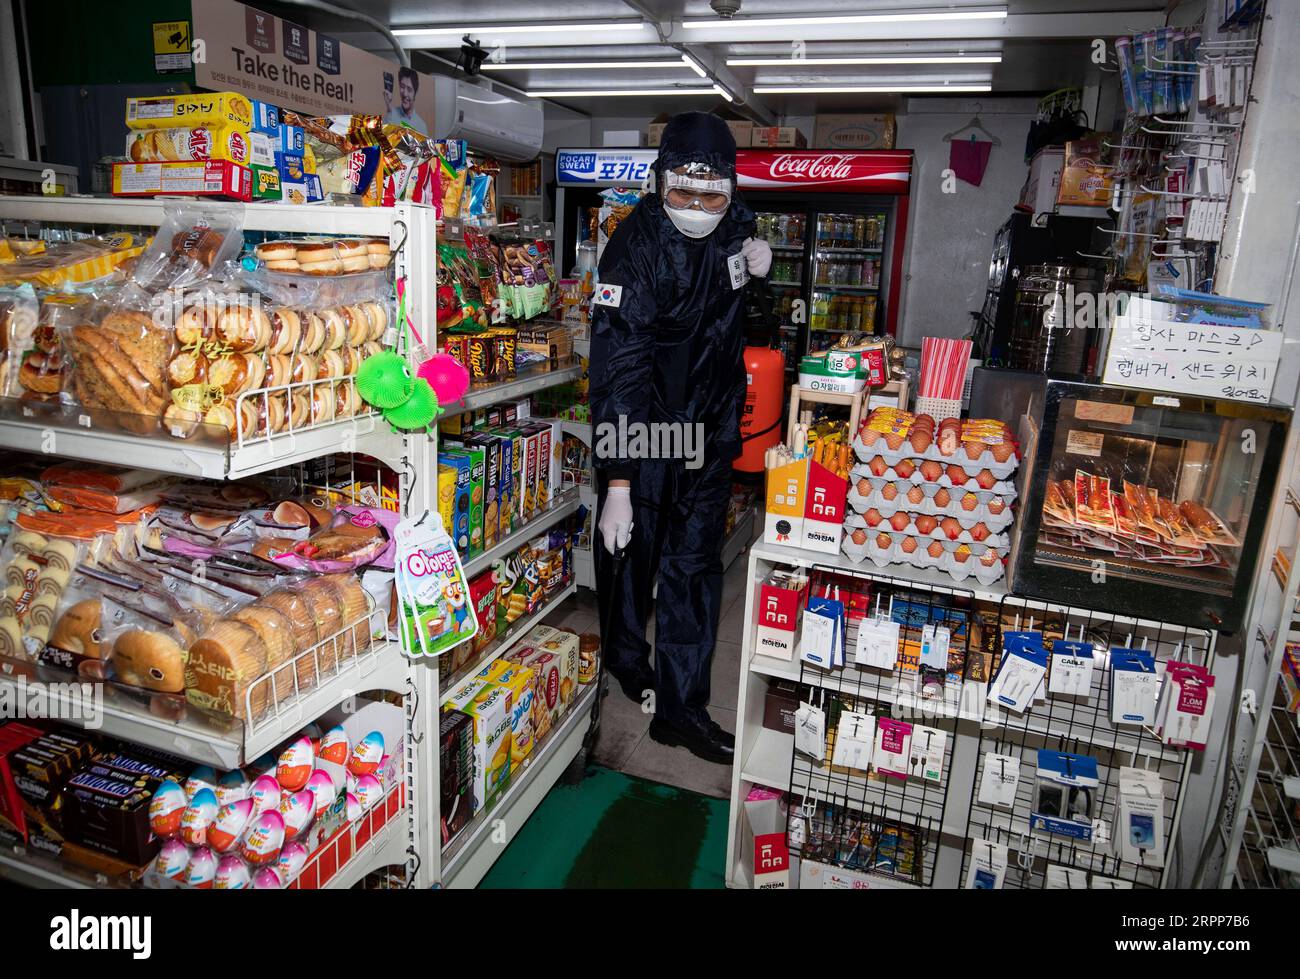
left=949, top=138, right=994, bottom=186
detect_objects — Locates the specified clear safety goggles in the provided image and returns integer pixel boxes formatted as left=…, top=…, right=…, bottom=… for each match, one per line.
left=663, top=166, right=732, bottom=215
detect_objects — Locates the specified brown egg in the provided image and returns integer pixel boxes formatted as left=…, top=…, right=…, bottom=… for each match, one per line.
left=915, top=514, right=938, bottom=535
left=970, top=522, right=990, bottom=541
left=876, top=532, right=894, bottom=550
left=894, top=458, right=916, bottom=479
left=979, top=549, right=999, bottom=567
left=926, top=541, right=945, bottom=558
left=913, top=413, right=936, bottom=431
left=940, top=516, right=962, bottom=540
left=884, top=432, right=905, bottom=451
left=859, top=429, right=880, bottom=447
left=869, top=455, right=890, bottom=477
left=964, top=440, right=985, bottom=461
left=946, top=463, right=969, bottom=485
left=851, top=528, right=868, bottom=546
left=920, top=460, right=943, bottom=482
left=954, top=545, right=972, bottom=563
left=901, top=536, right=919, bottom=553
left=889, top=511, right=911, bottom=532
left=864, top=508, right=884, bottom=527
left=907, top=485, right=925, bottom=505
left=961, top=492, right=979, bottom=512
left=881, top=483, right=898, bottom=501
left=909, top=430, right=932, bottom=454
left=856, top=477, right=872, bottom=496
left=991, top=442, right=1015, bottom=463
left=976, top=468, right=998, bottom=490
left=934, top=488, right=951, bottom=508
left=987, top=497, right=1006, bottom=515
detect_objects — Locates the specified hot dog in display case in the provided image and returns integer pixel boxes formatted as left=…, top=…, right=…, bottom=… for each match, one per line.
left=1002, top=378, right=1289, bottom=632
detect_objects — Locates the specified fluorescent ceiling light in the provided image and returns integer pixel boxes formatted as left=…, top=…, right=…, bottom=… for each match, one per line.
left=394, top=21, right=645, bottom=36
left=713, top=83, right=734, bottom=103
left=728, top=54, right=1002, bottom=66
left=753, top=83, right=993, bottom=93
left=681, top=52, right=709, bottom=78
left=527, top=87, right=715, bottom=97
left=480, top=60, right=682, bottom=70
left=684, top=9, right=1007, bottom=29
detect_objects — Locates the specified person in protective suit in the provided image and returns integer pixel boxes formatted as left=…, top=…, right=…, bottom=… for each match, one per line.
left=588, top=112, right=771, bottom=764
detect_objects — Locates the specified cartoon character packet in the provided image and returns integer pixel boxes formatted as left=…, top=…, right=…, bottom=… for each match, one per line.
left=395, top=511, right=478, bottom=658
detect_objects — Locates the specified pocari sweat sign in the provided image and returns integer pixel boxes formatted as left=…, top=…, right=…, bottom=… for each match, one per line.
left=556, top=149, right=656, bottom=187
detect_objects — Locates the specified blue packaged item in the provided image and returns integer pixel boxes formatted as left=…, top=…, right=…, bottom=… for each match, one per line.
left=251, top=100, right=280, bottom=135
left=1031, top=749, right=1099, bottom=841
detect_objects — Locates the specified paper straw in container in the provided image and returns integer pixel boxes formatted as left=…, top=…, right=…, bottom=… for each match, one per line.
left=920, top=337, right=973, bottom=401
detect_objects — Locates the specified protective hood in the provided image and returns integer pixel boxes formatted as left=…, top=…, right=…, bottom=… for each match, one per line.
left=656, top=112, right=739, bottom=239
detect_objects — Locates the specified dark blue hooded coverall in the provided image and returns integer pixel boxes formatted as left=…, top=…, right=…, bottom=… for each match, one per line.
left=588, top=113, right=756, bottom=728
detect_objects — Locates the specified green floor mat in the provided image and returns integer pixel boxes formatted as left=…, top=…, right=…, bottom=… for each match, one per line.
left=479, top=767, right=729, bottom=889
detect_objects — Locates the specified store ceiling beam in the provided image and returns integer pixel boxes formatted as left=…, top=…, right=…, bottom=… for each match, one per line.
left=388, top=12, right=1163, bottom=49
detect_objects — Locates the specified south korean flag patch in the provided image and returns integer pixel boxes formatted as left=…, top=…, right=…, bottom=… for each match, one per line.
left=593, top=283, right=624, bottom=308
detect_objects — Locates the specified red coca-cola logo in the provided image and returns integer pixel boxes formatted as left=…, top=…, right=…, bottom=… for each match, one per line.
left=768, top=153, right=855, bottom=181
left=189, top=128, right=212, bottom=159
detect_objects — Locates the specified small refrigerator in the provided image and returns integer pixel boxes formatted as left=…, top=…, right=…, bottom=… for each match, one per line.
left=554, top=148, right=657, bottom=274
left=996, top=376, right=1290, bottom=632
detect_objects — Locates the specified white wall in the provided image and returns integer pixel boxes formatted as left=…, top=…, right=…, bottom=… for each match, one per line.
left=894, top=99, right=1036, bottom=348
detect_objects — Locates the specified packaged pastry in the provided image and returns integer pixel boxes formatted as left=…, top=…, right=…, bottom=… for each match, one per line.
left=6, top=294, right=74, bottom=409
left=0, top=528, right=85, bottom=662
left=293, top=575, right=344, bottom=675
left=186, top=618, right=271, bottom=719
left=101, top=596, right=190, bottom=694
left=129, top=201, right=245, bottom=293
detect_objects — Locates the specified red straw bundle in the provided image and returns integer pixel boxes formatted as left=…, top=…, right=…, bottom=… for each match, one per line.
left=920, top=337, right=972, bottom=400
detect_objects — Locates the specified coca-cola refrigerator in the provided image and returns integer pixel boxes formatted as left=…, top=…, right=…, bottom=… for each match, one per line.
left=553, top=147, right=914, bottom=355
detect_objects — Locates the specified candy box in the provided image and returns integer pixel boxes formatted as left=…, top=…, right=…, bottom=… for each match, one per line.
left=467, top=569, right=498, bottom=658
left=438, top=452, right=473, bottom=560
left=445, top=680, right=512, bottom=814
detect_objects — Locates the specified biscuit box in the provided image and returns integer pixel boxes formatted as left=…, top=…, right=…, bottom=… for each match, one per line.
left=443, top=441, right=486, bottom=559
left=439, top=709, right=474, bottom=846
left=538, top=628, right=580, bottom=712
left=476, top=660, right=536, bottom=767
left=482, top=429, right=515, bottom=538
left=487, top=427, right=524, bottom=534
left=111, top=161, right=252, bottom=201
left=444, top=680, right=512, bottom=814
left=437, top=462, right=458, bottom=547
left=126, top=92, right=253, bottom=130
left=464, top=433, right=502, bottom=550
left=125, top=126, right=253, bottom=165
left=508, top=644, right=560, bottom=741
left=467, top=569, right=498, bottom=658
left=437, top=452, right=473, bottom=560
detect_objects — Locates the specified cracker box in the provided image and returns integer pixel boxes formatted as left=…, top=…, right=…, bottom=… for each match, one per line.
left=483, top=429, right=516, bottom=537
left=509, top=644, right=561, bottom=740
left=519, top=424, right=545, bottom=522
left=126, top=92, right=253, bottom=130
left=125, top=126, right=253, bottom=165
left=764, top=457, right=807, bottom=545
left=538, top=628, right=580, bottom=712
left=535, top=421, right=557, bottom=511
left=476, top=660, right=536, bottom=767
left=444, top=680, right=512, bottom=814
left=801, top=459, right=847, bottom=554
left=467, top=569, right=498, bottom=658
left=464, top=433, right=502, bottom=550
left=443, top=441, right=486, bottom=558
left=438, top=452, right=473, bottom=559
left=111, top=161, right=252, bottom=201
left=250, top=100, right=281, bottom=136
left=251, top=163, right=281, bottom=202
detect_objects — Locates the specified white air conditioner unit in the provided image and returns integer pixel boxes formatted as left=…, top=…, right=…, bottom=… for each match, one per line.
left=432, top=77, right=543, bottom=162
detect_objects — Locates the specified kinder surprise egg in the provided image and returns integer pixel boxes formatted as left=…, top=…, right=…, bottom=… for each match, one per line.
left=253, top=867, right=284, bottom=890
left=345, top=792, right=363, bottom=822
left=279, top=789, right=315, bottom=840
left=149, top=780, right=187, bottom=838
left=277, top=841, right=309, bottom=882
left=185, top=846, right=219, bottom=888
left=216, top=769, right=248, bottom=807
left=153, top=838, right=190, bottom=880
left=347, top=731, right=384, bottom=777
left=183, top=765, right=217, bottom=802
left=355, top=773, right=384, bottom=811
left=207, top=798, right=254, bottom=853
left=240, top=810, right=286, bottom=866
left=318, top=725, right=350, bottom=766
left=180, top=787, right=219, bottom=847
left=248, top=774, right=281, bottom=816
left=306, top=770, right=337, bottom=819
left=277, top=736, right=315, bottom=791
left=215, top=855, right=252, bottom=890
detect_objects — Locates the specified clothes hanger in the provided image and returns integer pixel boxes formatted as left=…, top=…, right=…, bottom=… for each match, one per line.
left=943, top=104, right=1002, bottom=145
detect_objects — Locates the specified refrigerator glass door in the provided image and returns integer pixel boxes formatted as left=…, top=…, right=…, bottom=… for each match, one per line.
left=808, top=209, right=888, bottom=352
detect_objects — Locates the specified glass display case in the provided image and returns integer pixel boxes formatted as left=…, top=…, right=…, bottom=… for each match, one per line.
left=1009, top=379, right=1290, bottom=631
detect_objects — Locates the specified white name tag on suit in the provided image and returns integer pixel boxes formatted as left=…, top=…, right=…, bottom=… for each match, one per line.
left=727, top=252, right=749, bottom=290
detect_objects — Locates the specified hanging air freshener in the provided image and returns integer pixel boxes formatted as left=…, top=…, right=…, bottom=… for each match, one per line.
left=394, top=510, right=478, bottom=658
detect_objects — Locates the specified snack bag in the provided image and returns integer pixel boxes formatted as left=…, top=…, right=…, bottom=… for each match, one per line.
left=394, top=511, right=477, bottom=658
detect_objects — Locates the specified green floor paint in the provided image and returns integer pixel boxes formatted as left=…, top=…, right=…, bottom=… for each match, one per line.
left=479, top=767, right=728, bottom=889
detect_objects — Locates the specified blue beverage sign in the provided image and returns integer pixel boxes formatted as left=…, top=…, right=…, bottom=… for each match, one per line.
left=556, top=149, right=656, bottom=186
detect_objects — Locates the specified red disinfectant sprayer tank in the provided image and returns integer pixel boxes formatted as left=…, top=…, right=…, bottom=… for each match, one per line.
left=736, top=281, right=787, bottom=473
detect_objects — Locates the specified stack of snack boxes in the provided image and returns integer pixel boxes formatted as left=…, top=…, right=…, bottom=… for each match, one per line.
left=115, top=92, right=321, bottom=203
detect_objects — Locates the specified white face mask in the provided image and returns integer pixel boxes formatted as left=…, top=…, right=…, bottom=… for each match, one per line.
left=662, top=167, right=732, bottom=239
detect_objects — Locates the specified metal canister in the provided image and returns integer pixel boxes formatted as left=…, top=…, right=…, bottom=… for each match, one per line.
left=1007, top=264, right=1101, bottom=375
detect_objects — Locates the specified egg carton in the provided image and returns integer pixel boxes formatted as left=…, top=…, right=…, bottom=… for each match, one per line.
left=840, top=533, right=1007, bottom=585
left=853, top=430, right=1019, bottom=477
left=845, top=484, right=1016, bottom=532
left=843, top=514, right=1010, bottom=551
left=849, top=465, right=1019, bottom=500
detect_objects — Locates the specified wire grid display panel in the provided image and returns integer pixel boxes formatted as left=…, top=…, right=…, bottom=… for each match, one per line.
left=959, top=594, right=1214, bottom=889
left=784, top=566, right=976, bottom=889
left=1234, top=668, right=1300, bottom=888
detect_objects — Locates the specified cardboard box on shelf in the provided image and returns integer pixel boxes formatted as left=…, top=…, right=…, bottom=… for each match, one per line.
left=126, top=92, right=252, bottom=130
left=111, top=160, right=252, bottom=201
left=444, top=680, right=513, bottom=815
left=751, top=127, right=808, bottom=148
left=813, top=113, right=896, bottom=150
left=476, top=660, right=536, bottom=768
left=740, top=789, right=790, bottom=888
left=124, top=126, right=253, bottom=165
left=764, top=457, right=807, bottom=546
left=1020, top=147, right=1064, bottom=218
left=1058, top=135, right=1115, bottom=208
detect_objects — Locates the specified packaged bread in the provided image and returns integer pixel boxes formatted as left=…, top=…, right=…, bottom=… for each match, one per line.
left=129, top=201, right=245, bottom=293
left=230, top=602, right=299, bottom=706
left=293, top=576, right=344, bottom=675
left=186, top=618, right=271, bottom=719
left=0, top=284, right=41, bottom=399
left=254, top=586, right=320, bottom=691
left=65, top=305, right=175, bottom=436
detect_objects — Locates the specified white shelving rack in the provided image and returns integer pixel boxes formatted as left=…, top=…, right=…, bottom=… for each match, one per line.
left=0, top=195, right=592, bottom=890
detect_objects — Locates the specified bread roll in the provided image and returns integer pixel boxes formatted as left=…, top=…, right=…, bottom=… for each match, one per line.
left=186, top=619, right=270, bottom=719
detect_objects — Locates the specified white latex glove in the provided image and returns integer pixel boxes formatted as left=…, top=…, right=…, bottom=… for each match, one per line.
left=742, top=237, right=773, bottom=278
left=599, top=486, right=635, bottom=555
